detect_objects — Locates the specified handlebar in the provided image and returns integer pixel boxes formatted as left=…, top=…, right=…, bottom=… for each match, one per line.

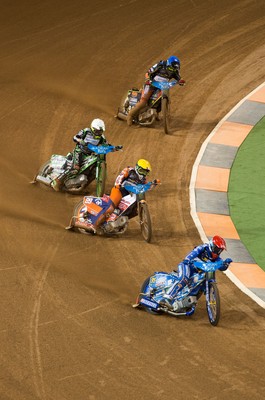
left=123, top=180, right=161, bottom=194
left=87, top=144, right=123, bottom=154
left=151, top=80, right=178, bottom=90
left=192, top=259, right=232, bottom=272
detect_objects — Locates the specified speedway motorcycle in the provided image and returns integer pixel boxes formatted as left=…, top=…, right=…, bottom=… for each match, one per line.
left=31, top=144, right=122, bottom=196
left=66, top=180, right=160, bottom=242
left=133, top=259, right=232, bottom=326
left=116, top=76, right=179, bottom=134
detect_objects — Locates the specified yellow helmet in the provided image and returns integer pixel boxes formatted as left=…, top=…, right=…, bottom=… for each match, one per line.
left=135, top=159, right=152, bottom=178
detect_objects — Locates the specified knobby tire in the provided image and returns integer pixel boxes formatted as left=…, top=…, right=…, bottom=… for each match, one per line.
left=96, top=162, right=106, bottom=197
left=73, top=200, right=89, bottom=234
left=139, top=202, right=152, bottom=243
left=206, top=282, right=221, bottom=326
left=137, top=276, right=162, bottom=315
left=161, top=97, right=170, bottom=134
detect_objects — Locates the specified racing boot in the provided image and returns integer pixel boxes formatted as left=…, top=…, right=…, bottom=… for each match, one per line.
left=127, top=101, right=147, bottom=126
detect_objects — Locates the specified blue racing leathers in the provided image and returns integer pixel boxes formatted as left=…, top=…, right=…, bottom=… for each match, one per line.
left=167, top=244, right=226, bottom=298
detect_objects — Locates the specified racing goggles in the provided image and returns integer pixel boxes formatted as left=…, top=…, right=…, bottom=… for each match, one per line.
left=211, top=244, right=223, bottom=255
left=168, top=62, right=179, bottom=71
left=137, top=166, right=150, bottom=176
left=93, top=128, right=103, bottom=138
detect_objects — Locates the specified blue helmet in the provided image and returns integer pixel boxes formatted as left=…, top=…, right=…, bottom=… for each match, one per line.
left=166, top=56, right=180, bottom=72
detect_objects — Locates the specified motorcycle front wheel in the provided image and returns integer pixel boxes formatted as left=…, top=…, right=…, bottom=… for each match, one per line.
left=206, top=282, right=220, bottom=326
left=96, top=161, right=106, bottom=197
left=161, top=97, right=170, bottom=134
left=139, top=202, right=152, bottom=243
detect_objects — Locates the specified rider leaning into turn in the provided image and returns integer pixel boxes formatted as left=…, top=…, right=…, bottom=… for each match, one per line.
left=111, top=158, right=152, bottom=205
left=127, top=55, right=186, bottom=126
left=52, top=118, right=108, bottom=191
left=159, top=235, right=233, bottom=309
left=91, top=159, right=153, bottom=232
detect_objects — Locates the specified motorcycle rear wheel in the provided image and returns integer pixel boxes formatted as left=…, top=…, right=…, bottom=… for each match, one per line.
left=139, top=202, right=152, bottom=243
left=38, top=161, right=50, bottom=177
left=161, top=97, right=170, bottom=134
left=137, top=277, right=162, bottom=315
left=206, top=282, right=220, bottom=326
left=73, top=200, right=91, bottom=234
left=34, top=161, right=53, bottom=189
left=96, top=162, right=106, bottom=197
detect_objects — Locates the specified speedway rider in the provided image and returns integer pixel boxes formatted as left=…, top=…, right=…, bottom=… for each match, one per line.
left=52, top=118, right=108, bottom=191
left=90, top=159, right=155, bottom=232
left=127, top=55, right=186, bottom=126
left=159, top=235, right=233, bottom=309
left=111, top=158, right=152, bottom=205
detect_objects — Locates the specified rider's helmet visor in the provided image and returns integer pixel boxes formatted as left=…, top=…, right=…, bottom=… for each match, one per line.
left=137, top=167, right=150, bottom=176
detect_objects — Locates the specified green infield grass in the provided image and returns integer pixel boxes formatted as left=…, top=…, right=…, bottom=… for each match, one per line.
left=229, top=116, right=265, bottom=271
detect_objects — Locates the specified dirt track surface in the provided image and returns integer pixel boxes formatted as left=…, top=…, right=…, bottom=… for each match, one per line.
left=1, top=1, right=265, bottom=399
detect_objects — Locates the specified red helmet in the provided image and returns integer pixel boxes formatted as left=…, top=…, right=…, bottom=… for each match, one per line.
left=209, top=235, right=226, bottom=259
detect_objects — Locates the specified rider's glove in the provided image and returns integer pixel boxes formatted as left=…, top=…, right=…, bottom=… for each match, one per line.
left=221, top=258, right=233, bottom=271
left=115, top=145, right=123, bottom=151
left=178, top=79, right=186, bottom=86
left=153, top=179, right=161, bottom=185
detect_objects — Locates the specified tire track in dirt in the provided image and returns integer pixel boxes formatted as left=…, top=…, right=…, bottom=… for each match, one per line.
left=28, top=261, right=49, bottom=400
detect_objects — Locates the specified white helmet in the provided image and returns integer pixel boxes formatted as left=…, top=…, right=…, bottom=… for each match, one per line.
left=91, top=118, right=105, bottom=138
